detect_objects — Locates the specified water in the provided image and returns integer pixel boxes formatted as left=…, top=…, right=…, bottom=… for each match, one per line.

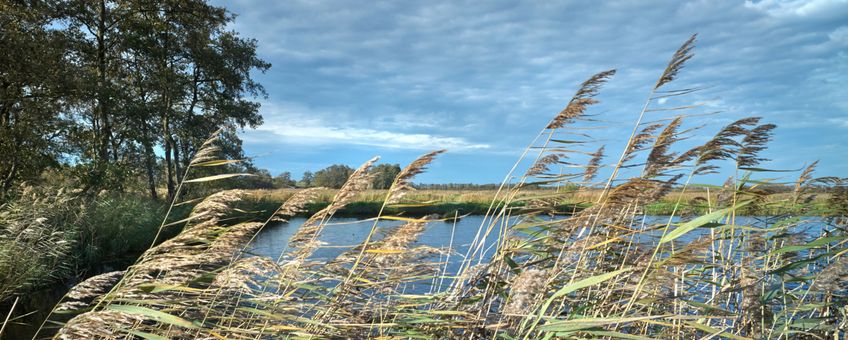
left=247, top=214, right=832, bottom=270
left=248, top=216, right=501, bottom=278
left=246, top=214, right=833, bottom=300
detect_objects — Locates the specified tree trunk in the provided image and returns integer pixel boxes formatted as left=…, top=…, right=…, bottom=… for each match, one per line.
left=0, top=87, right=13, bottom=199
left=173, top=138, right=182, bottom=183
left=111, top=136, right=120, bottom=163
left=1, top=156, right=17, bottom=200
left=163, top=114, right=175, bottom=201
left=141, top=123, right=158, bottom=201
left=180, top=137, right=190, bottom=175
left=96, top=0, right=112, bottom=166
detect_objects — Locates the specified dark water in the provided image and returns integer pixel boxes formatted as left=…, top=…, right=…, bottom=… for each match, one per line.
left=2, top=258, right=139, bottom=340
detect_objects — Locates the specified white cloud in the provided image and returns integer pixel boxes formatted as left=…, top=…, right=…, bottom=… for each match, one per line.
left=245, top=124, right=489, bottom=150
left=744, top=0, right=848, bottom=19
left=827, top=117, right=848, bottom=128
left=829, top=26, right=848, bottom=45
left=241, top=101, right=490, bottom=151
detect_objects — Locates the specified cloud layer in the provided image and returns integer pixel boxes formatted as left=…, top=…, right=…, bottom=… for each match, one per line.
left=214, top=0, right=848, bottom=182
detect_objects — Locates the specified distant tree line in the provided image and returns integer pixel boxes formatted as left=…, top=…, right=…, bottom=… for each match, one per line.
left=415, top=183, right=528, bottom=190
left=0, top=1, right=269, bottom=201
left=251, top=163, right=403, bottom=190
left=255, top=165, right=550, bottom=191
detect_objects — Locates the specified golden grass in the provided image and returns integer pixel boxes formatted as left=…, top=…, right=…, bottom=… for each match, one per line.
left=246, top=187, right=823, bottom=206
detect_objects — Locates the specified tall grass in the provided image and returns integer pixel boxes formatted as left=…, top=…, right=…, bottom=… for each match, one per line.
left=0, top=186, right=174, bottom=304
left=36, top=35, right=848, bottom=339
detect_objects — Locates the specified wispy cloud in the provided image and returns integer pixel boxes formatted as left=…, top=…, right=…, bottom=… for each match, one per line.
left=827, top=117, right=848, bottom=128
left=244, top=124, right=490, bottom=151
left=744, top=0, right=848, bottom=19
left=241, top=101, right=490, bottom=151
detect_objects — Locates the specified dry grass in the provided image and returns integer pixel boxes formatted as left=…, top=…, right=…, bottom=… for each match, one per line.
left=247, top=187, right=827, bottom=211
left=248, top=188, right=553, bottom=204
left=32, top=35, right=848, bottom=340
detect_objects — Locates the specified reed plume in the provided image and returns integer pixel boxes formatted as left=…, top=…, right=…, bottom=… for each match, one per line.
left=503, top=269, right=548, bottom=317
left=694, top=117, right=760, bottom=175
left=55, top=271, right=125, bottom=313
left=737, top=123, right=776, bottom=167
left=526, top=153, right=561, bottom=177
left=189, top=127, right=224, bottom=165
left=387, top=149, right=446, bottom=204
left=655, top=34, right=696, bottom=90
left=622, top=123, right=664, bottom=164
left=644, top=116, right=683, bottom=177
left=271, top=187, right=324, bottom=222
left=793, top=160, right=818, bottom=204
left=583, top=145, right=605, bottom=183
left=547, top=69, right=616, bottom=129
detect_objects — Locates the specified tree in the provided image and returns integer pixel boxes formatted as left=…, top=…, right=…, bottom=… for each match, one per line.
left=273, top=172, right=296, bottom=188
left=116, top=0, right=269, bottom=199
left=298, top=171, right=314, bottom=188
left=372, top=164, right=401, bottom=189
left=0, top=0, right=269, bottom=201
left=0, top=1, right=74, bottom=199
left=241, top=168, right=273, bottom=189
left=58, top=0, right=267, bottom=197
left=313, top=165, right=353, bottom=189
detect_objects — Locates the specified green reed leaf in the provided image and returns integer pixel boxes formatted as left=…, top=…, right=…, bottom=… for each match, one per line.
left=771, top=236, right=847, bottom=255
left=106, top=304, right=199, bottom=329
left=661, top=200, right=751, bottom=244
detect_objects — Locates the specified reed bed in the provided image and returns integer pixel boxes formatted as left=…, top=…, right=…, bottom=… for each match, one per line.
left=31, top=35, right=848, bottom=339
left=247, top=188, right=829, bottom=217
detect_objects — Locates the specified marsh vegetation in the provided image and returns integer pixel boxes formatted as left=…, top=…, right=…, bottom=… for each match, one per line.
left=2, top=34, right=844, bottom=339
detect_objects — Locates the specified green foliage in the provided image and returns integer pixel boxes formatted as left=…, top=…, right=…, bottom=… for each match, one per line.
left=372, top=163, right=401, bottom=189
left=313, top=164, right=354, bottom=188
left=74, top=194, right=178, bottom=268
left=0, top=1, right=75, bottom=199
left=272, top=172, right=296, bottom=188
left=298, top=171, right=314, bottom=188
left=0, top=0, right=269, bottom=200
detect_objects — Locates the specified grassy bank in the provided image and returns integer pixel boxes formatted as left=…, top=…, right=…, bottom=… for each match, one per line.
left=246, top=188, right=591, bottom=217
left=247, top=188, right=831, bottom=216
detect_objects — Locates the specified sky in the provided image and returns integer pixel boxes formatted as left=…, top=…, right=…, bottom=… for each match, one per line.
left=212, top=0, right=848, bottom=184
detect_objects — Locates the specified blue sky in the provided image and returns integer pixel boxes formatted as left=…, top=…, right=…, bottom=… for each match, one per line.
left=214, top=0, right=847, bottom=184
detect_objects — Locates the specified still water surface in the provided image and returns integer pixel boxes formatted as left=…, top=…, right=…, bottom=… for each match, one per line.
left=246, top=215, right=828, bottom=276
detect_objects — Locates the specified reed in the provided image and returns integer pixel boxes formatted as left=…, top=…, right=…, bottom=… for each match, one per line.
left=35, top=35, right=848, bottom=339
